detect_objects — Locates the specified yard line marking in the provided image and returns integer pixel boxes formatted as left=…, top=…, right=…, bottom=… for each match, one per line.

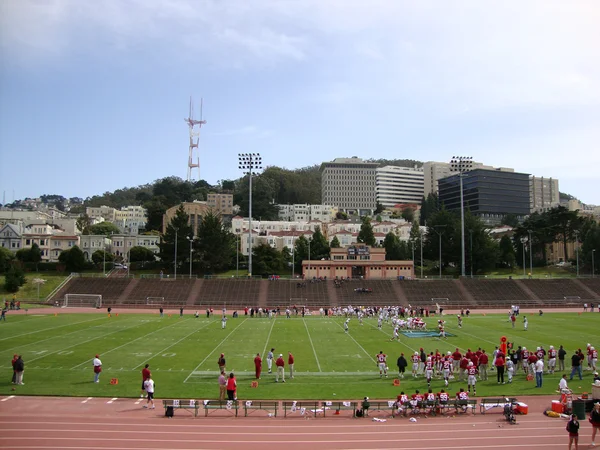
left=184, top=318, right=248, bottom=383
left=70, top=318, right=193, bottom=369
left=131, top=320, right=215, bottom=371
left=80, top=397, right=93, bottom=404
left=302, top=318, right=321, bottom=372
left=333, top=320, right=376, bottom=364
left=26, top=319, right=146, bottom=364
left=1, top=395, right=15, bottom=402
left=106, top=398, right=118, bottom=404
left=0, top=316, right=107, bottom=346
left=365, top=321, right=418, bottom=354
left=261, top=317, right=276, bottom=361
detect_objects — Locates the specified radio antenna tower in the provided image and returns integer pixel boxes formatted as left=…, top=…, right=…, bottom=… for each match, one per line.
left=185, top=97, right=207, bottom=181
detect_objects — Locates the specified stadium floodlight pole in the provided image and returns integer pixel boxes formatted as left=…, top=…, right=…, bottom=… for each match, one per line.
left=433, top=225, right=447, bottom=278
left=575, top=230, right=580, bottom=277
left=239, top=153, right=263, bottom=277
left=308, top=237, right=311, bottom=279
left=450, top=156, right=473, bottom=278
left=103, top=239, right=106, bottom=276
left=236, top=234, right=239, bottom=278
left=528, top=229, right=533, bottom=277
left=520, top=237, right=528, bottom=277
left=469, top=229, right=473, bottom=278
left=187, top=236, right=193, bottom=278
left=174, top=227, right=178, bottom=280
left=291, top=235, right=295, bottom=280
left=593, top=249, right=596, bottom=278
left=420, top=229, right=423, bottom=279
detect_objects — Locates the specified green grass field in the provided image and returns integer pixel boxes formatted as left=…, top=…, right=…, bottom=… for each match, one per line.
left=0, top=310, right=597, bottom=400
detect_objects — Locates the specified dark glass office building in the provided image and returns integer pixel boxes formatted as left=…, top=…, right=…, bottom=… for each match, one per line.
left=438, top=169, right=530, bottom=224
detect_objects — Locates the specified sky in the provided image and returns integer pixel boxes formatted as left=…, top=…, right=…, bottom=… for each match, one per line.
left=1, top=0, right=599, bottom=205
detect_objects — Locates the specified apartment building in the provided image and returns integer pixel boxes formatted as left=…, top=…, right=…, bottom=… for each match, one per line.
left=0, top=223, right=22, bottom=251
left=321, top=157, right=378, bottom=215
left=114, top=205, right=147, bottom=234
left=530, top=176, right=559, bottom=213
left=376, top=165, right=424, bottom=208
left=277, top=204, right=338, bottom=222
left=207, top=193, right=234, bottom=215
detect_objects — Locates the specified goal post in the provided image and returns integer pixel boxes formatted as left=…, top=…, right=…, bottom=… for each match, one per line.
left=64, top=294, right=102, bottom=308
left=146, top=296, right=165, bottom=305
left=431, top=298, right=448, bottom=314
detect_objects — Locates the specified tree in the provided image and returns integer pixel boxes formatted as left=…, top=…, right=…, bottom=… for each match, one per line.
left=4, top=264, right=26, bottom=293
left=159, top=205, right=193, bottom=272
left=309, top=227, right=330, bottom=261
left=91, top=250, right=114, bottom=265
left=383, top=232, right=401, bottom=260
left=76, top=214, right=93, bottom=234
left=234, top=174, right=279, bottom=220
left=89, top=222, right=121, bottom=236
left=0, top=247, right=15, bottom=273
left=547, top=206, right=583, bottom=262
left=374, top=202, right=384, bottom=215
left=195, top=211, right=236, bottom=273
left=58, top=246, right=86, bottom=272
left=251, top=243, right=285, bottom=277
left=15, top=244, right=42, bottom=270
left=498, top=235, right=517, bottom=269
left=129, top=246, right=156, bottom=263
left=501, top=214, right=520, bottom=228
left=293, top=235, right=309, bottom=273
left=335, top=211, right=348, bottom=220
left=357, top=217, right=376, bottom=247
left=401, top=207, right=415, bottom=223
left=330, top=236, right=341, bottom=249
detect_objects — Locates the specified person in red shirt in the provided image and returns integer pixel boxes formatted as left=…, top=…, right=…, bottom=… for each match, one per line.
left=456, top=388, right=469, bottom=413
left=254, top=353, right=262, bottom=379
left=478, top=350, right=489, bottom=381
left=452, top=348, right=462, bottom=373
left=226, top=372, right=237, bottom=401
left=495, top=353, right=506, bottom=384
left=275, top=354, right=285, bottom=383
left=288, top=352, right=295, bottom=379
left=459, top=356, right=469, bottom=382
left=11, top=354, right=18, bottom=384
left=140, top=364, right=151, bottom=398
left=467, top=361, right=478, bottom=395
left=527, top=353, right=538, bottom=377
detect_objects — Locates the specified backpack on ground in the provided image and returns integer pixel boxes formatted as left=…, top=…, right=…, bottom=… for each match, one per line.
left=165, top=406, right=174, bottom=418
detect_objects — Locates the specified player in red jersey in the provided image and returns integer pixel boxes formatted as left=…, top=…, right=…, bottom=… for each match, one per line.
left=396, top=391, right=409, bottom=415
left=548, top=345, right=557, bottom=374
left=456, top=388, right=469, bottom=413
left=377, top=351, right=388, bottom=378
left=467, top=361, right=478, bottom=395
left=442, top=355, right=452, bottom=387
left=521, top=347, right=530, bottom=373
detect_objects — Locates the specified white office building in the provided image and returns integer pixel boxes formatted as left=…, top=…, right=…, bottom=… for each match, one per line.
left=321, top=157, right=378, bottom=215
left=376, top=166, right=424, bottom=208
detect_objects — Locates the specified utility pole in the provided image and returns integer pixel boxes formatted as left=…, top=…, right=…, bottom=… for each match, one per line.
left=434, top=225, right=447, bottom=278
left=528, top=229, right=533, bottom=277
left=450, top=156, right=473, bottom=277
left=238, top=153, right=263, bottom=277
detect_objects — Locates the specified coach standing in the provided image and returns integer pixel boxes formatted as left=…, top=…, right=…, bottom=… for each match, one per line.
left=92, top=354, right=102, bottom=383
left=14, top=355, right=24, bottom=385
left=275, top=354, right=285, bottom=383
left=254, top=353, right=262, bottom=379
left=288, top=352, right=295, bottom=379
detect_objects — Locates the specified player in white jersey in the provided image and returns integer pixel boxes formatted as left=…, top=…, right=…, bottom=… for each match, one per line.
left=390, top=327, right=400, bottom=341
left=467, top=362, right=478, bottom=395
left=344, top=318, right=350, bottom=333
left=442, top=356, right=452, bottom=387
left=377, top=351, right=388, bottom=378
left=411, top=352, right=420, bottom=377
left=425, top=357, right=434, bottom=388
left=377, top=315, right=383, bottom=329
left=547, top=345, right=557, bottom=374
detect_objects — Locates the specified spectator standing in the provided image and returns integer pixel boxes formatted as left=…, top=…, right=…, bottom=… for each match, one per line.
left=218, top=371, right=226, bottom=401
left=143, top=375, right=155, bottom=409
left=92, top=354, right=102, bottom=383
left=14, top=355, right=24, bottom=385
left=566, top=414, right=579, bottom=450
left=288, top=352, right=295, bottom=379
left=0, top=307, right=6, bottom=322
left=218, top=353, right=226, bottom=373
left=267, top=348, right=274, bottom=373
left=179, top=307, right=184, bottom=318
left=140, top=364, right=151, bottom=398
left=226, top=373, right=237, bottom=400
left=254, top=353, right=262, bottom=379
left=559, top=345, right=567, bottom=372
left=397, top=353, right=407, bottom=379
left=159, top=307, right=163, bottom=318
left=11, top=354, right=18, bottom=384
left=275, top=354, right=285, bottom=383
left=494, top=353, right=505, bottom=384
left=479, top=350, right=489, bottom=381
left=570, top=351, right=583, bottom=381
left=590, top=402, right=600, bottom=446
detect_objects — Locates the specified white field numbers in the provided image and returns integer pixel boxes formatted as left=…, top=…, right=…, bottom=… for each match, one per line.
left=64, top=294, right=102, bottom=308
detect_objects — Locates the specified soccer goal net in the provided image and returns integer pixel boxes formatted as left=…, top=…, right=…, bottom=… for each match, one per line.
left=63, top=294, right=103, bottom=308
left=431, top=298, right=448, bottom=313
left=146, top=296, right=165, bottom=305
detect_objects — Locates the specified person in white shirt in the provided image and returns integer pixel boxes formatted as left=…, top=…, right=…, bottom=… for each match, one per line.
left=559, top=374, right=571, bottom=393
left=92, top=355, right=102, bottom=383
left=221, top=316, right=227, bottom=329
left=267, top=348, right=274, bottom=373
left=143, top=375, right=155, bottom=409
left=535, top=359, right=544, bottom=388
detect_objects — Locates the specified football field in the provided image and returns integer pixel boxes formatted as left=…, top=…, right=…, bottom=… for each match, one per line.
left=0, top=310, right=598, bottom=400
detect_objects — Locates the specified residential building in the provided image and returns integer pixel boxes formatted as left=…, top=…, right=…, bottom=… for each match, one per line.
left=207, top=193, right=234, bottom=215
left=135, top=234, right=160, bottom=256
left=438, top=168, right=531, bottom=225
left=114, top=205, right=147, bottom=234
left=48, top=235, right=79, bottom=261
left=21, top=223, right=64, bottom=261
left=0, top=223, right=22, bottom=251
left=302, top=244, right=414, bottom=280
left=163, top=200, right=234, bottom=235
left=321, top=157, right=378, bottom=215
left=376, top=165, right=424, bottom=208
left=0, top=209, right=52, bottom=226
left=86, top=206, right=117, bottom=222
left=530, top=176, right=559, bottom=213
left=79, top=235, right=109, bottom=261
left=277, top=204, right=338, bottom=222
left=110, top=234, right=138, bottom=261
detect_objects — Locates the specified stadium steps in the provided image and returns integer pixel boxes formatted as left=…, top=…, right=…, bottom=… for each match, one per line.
left=118, top=278, right=138, bottom=303
left=258, top=280, right=269, bottom=309
left=513, top=279, right=540, bottom=301
left=186, top=278, right=205, bottom=306
left=391, top=281, right=408, bottom=306
left=572, top=279, right=600, bottom=300
left=326, top=280, right=339, bottom=307
left=454, top=279, right=477, bottom=305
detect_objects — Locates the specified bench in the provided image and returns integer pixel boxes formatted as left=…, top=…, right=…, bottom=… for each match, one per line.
left=455, top=399, right=478, bottom=415
left=398, top=400, right=437, bottom=417
left=244, top=400, right=279, bottom=417
left=322, top=400, right=357, bottom=417
left=480, top=397, right=517, bottom=415
left=203, top=399, right=239, bottom=417
left=162, top=399, right=200, bottom=417
left=283, top=401, right=321, bottom=418
left=362, top=400, right=396, bottom=418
